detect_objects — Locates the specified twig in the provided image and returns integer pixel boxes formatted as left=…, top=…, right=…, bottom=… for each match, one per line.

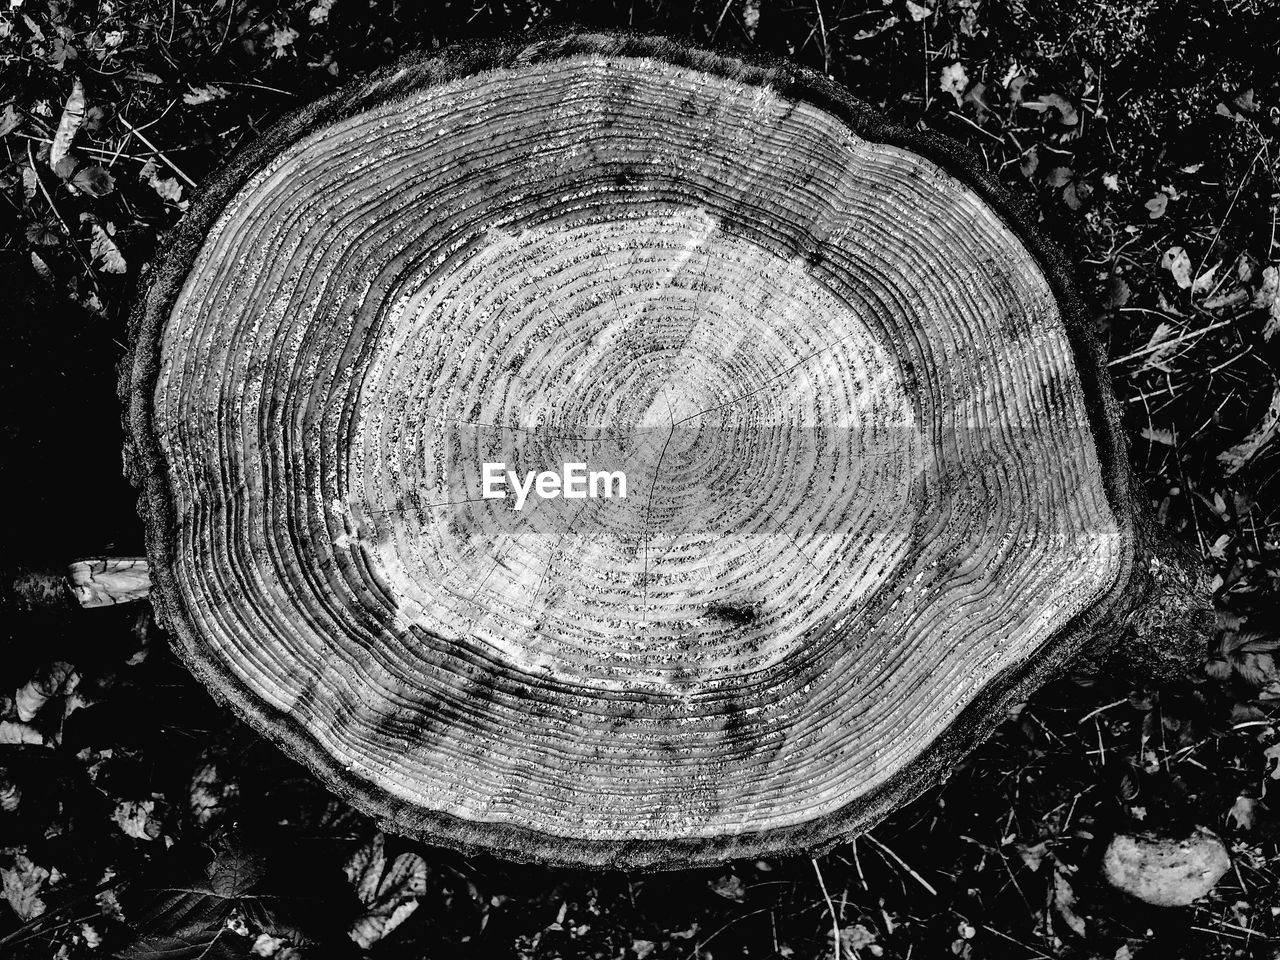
left=980, top=924, right=1053, bottom=958
left=1196, top=140, right=1266, bottom=279
left=14, top=132, right=153, bottom=163
left=1107, top=316, right=1239, bottom=366
left=118, top=115, right=197, bottom=188
left=811, top=858, right=842, bottom=960
left=813, top=0, right=830, bottom=74
left=26, top=141, right=96, bottom=278
left=850, top=836, right=868, bottom=890
left=864, top=835, right=938, bottom=896
left=711, top=0, right=736, bottom=40
left=1077, top=698, right=1127, bottom=723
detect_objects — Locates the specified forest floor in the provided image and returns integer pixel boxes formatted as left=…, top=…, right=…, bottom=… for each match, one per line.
left=2, top=1, right=1280, bottom=958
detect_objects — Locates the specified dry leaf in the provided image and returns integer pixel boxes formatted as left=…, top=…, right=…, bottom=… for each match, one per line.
left=0, top=774, right=20, bottom=813
left=189, top=761, right=238, bottom=826
left=113, top=799, right=161, bottom=840
left=851, top=14, right=900, bottom=40
left=1015, top=840, right=1048, bottom=871
left=1253, top=265, right=1280, bottom=340
left=1227, top=795, right=1256, bottom=830
left=72, top=164, right=115, bottom=196
left=50, top=77, right=86, bottom=171
left=1024, top=92, right=1078, bottom=125
left=182, top=84, right=230, bottom=106
left=1102, top=274, right=1130, bottom=311
left=344, top=833, right=429, bottom=949
left=708, top=873, right=745, bottom=901
left=940, top=63, right=969, bottom=106
left=1265, top=743, right=1280, bottom=780
left=0, top=103, right=19, bottom=137
left=1045, top=165, right=1074, bottom=188
left=1145, top=194, right=1168, bottom=219
left=1192, top=261, right=1221, bottom=295
left=1, top=855, right=50, bottom=921
left=15, top=661, right=77, bottom=721
left=1052, top=862, right=1087, bottom=936
left=0, top=721, right=44, bottom=746
left=1217, top=384, right=1280, bottom=476
left=309, top=0, right=337, bottom=24
left=1161, top=246, right=1193, bottom=289
left=1142, top=321, right=1177, bottom=371
left=89, top=223, right=127, bottom=274
left=269, top=26, right=299, bottom=58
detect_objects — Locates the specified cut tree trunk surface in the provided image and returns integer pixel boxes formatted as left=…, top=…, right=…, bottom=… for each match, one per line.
left=122, top=32, right=1209, bottom=869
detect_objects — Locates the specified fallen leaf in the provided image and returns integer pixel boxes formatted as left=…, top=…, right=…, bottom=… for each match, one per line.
left=1064, top=179, right=1092, bottom=210
left=121, top=845, right=347, bottom=958
left=839, top=923, right=878, bottom=950
left=190, top=762, right=238, bottom=827
left=121, top=849, right=265, bottom=959
left=1, top=855, right=50, bottom=921
left=940, top=62, right=969, bottom=106
left=1052, top=862, right=1087, bottom=936
left=1140, top=427, right=1175, bottom=446
left=309, top=0, right=336, bottom=24
left=1019, top=145, right=1039, bottom=178
left=1045, top=165, right=1073, bottom=188
left=344, top=833, right=429, bottom=949
left=269, top=26, right=299, bottom=58
left=1161, top=246, right=1193, bottom=289
left=708, top=873, right=745, bottom=901
left=182, top=84, right=230, bottom=106
left=851, top=14, right=900, bottom=40
left=1227, top=795, right=1257, bottom=830
left=1141, top=321, right=1178, bottom=370
left=1024, top=92, right=1079, bottom=125
left=1192, top=261, right=1221, bottom=295
left=1102, top=274, right=1130, bottom=311
left=50, top=77, right=86, bottom=170
left=72, top=164, right=115, bottom=196
left=906, top=0, right=933, bottom=19
left=0, top=721, right=44, bottom=746
left=90, top=223, right=127, bottom=274
left=1015, top=841, right=1048, bottom=872
left=1252, top=265, right=1280, bottom=339
left=1265, top=743, right=1280, bottom=780
left=1218, top=384, right=1280, bottom=476
left=1145, top=194, right=1168, bottom=219
left=0, top=773, right=20, bottom=813
left=252, top=933, right=285, bottom=956
left=113, top=799, right=162, bottom=841
left=0, top=103, right=19, bottom=137
left=15, top=661, right=77, bottom=721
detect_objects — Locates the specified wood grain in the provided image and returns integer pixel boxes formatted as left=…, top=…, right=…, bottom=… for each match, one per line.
left=124, top=33, right=1162, bottom=868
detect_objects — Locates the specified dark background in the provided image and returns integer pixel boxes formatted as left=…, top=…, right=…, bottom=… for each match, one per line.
left=2, top=1, right=1279, bottom=957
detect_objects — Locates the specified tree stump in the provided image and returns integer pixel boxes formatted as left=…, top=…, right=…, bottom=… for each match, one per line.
left=122, top=32, right=1210, bottom=868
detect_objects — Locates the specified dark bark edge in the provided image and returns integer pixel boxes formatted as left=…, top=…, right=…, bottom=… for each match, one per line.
left=120, top=28, right=1194, bottom=870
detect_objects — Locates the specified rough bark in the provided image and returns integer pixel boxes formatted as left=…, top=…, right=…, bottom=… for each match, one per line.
left=120, top=31, right=1210, bottom=868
